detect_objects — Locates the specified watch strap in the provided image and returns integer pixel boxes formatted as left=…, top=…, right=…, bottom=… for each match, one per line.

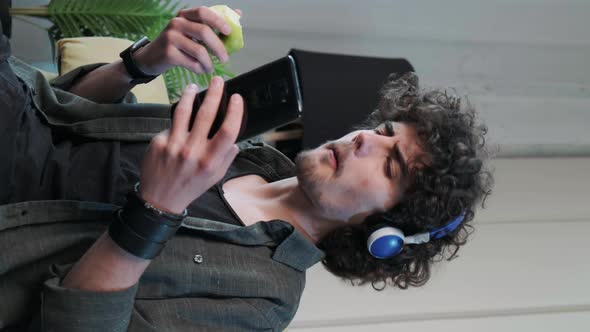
left=120, top=36, right=158, bottom=84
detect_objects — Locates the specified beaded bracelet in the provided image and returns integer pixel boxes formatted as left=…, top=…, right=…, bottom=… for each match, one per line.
left=133, top=182, right=188, bottom=220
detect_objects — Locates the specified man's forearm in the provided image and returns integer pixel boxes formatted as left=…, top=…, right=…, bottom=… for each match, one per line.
left=68, top=59, right=137, bottom=104
left=61, top=232, right=151, bottom=291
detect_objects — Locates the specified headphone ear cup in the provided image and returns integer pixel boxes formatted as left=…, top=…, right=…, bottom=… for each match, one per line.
left=367, top=225, right=406, bottom=259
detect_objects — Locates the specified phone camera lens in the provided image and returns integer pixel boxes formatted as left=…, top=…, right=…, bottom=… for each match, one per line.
left=271, top=80, right=289, bottom=104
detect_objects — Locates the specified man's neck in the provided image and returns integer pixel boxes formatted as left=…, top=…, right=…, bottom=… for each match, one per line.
left=245, top=176, right=362, bottom=244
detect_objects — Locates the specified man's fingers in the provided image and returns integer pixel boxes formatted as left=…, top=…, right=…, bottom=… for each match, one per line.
left=174, top=34, right=215, bottom=72
left=178, top=21, right=228, bottom=64
left=209, top=93, right=244, bottom=155
left=179, top=7, right=231, bottom=35
left=170, top=84, right=199, bottom=143
left=189, top=76, right=225, bottom=143
left=234, top=9, right=242, bottom=16
left=168, top=46, right=206, bottom=74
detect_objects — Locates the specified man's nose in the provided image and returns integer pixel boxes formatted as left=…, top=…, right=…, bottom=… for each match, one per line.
left=353, top=131, right=391, bottom=158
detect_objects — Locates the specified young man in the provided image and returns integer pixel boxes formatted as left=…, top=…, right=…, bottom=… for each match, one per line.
left=0, top=6, right=492, bottom=332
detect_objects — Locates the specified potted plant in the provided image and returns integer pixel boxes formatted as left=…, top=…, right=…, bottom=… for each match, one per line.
left=10, top=0, right=234, bottom=100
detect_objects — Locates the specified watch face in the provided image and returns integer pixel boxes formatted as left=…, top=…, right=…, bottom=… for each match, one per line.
left=131, top=36, right=150, bottom=53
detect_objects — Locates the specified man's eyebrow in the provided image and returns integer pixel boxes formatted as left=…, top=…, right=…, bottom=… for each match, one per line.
left=386, top=121, right=409, bottom=180
left=392, top=142, right=409, bottom=180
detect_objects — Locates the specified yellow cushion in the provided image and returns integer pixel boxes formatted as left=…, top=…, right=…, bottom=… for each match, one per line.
left=37, top=68, right=59, bottom=82
left=57, top=37, right=169, bottom=104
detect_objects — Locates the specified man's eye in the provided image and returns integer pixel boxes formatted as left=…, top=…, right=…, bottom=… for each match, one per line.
left=374, top=123, right=396, bottom=179
left=374, top=122, right=395, bottom=136
left=373, top=128, right=386, bottom=135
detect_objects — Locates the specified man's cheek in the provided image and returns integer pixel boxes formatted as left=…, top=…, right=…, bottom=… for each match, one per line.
left=337, top=181, right=367, bottom=205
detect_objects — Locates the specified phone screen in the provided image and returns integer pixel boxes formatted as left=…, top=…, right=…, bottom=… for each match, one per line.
left=171, top=55, right=303, bottom=142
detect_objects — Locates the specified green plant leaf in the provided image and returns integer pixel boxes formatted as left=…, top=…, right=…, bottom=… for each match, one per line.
left=41, top=0, right=235, bottom=102
left=47, top=0, right=176, bottom=41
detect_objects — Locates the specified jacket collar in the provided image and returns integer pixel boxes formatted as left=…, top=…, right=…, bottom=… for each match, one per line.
left=182, top=217, right=325, bottom=272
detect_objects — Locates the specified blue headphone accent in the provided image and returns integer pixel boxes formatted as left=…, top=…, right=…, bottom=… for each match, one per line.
left=367, top=212, right=466, bottom=259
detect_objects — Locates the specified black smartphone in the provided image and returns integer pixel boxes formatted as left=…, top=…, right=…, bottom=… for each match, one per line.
left=170, top=55, right=303, bottom=141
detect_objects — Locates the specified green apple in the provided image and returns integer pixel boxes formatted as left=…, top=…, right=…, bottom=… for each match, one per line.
left=209, top=5, right=244, bottom=54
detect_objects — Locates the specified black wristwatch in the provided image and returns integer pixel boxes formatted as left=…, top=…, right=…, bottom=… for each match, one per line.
left=119, top=36, right=158, bottom=84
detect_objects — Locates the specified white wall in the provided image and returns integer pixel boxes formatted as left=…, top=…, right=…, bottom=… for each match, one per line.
left=290, top=157, right=590, bottom=331
left=12, top=0, right=590, bottom=155
left=190, top=0, right=590, bottom=157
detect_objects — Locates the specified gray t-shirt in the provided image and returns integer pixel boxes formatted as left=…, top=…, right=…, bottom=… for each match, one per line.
left=117, top=142, right=276, bottom=227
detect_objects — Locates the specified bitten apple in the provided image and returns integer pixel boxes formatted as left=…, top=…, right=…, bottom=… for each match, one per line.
left=209, top=5, right=244, bottom=54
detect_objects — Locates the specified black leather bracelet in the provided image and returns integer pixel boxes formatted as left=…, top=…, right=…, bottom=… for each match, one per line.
left=108, top=186, right=187, bottom=259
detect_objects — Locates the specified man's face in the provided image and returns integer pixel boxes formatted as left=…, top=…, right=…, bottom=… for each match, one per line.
left=295, top=121, right=426, bottom=222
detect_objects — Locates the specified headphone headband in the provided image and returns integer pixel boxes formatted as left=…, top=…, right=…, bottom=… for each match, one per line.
left=429, top=212, right=465, bottom=240
left=367, top=212, right=466, bottom=259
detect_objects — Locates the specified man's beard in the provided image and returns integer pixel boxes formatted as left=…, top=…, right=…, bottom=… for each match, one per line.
left=294, top=149, right=341, bottom=218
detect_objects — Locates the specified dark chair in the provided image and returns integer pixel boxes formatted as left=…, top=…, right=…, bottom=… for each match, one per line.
left=0, top=0, right=11, bottom=38
left=269, top=49, right=413, bottom=157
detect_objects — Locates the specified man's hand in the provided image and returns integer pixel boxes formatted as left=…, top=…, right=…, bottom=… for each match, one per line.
left=134, top=6, right=242, bottom=76
left=64, top=7, right=241, bottom=103
left=62, top=78, right=242, bottom=292
left=138, top=77, right=243, bottom=214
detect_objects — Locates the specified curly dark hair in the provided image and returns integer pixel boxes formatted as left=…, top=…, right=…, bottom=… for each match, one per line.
left=317, top=72, right=493, bottom=290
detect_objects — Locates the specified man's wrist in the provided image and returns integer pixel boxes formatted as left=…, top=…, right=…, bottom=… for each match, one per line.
left=114, top=60, right=137, bottom=85
left=119, top=36, right=158, bottom=84
left=134, top=182, right=188, bottom=219
left=132, top=46, right=161, bottom=77
left=108, top=184, right=187, bottom=260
